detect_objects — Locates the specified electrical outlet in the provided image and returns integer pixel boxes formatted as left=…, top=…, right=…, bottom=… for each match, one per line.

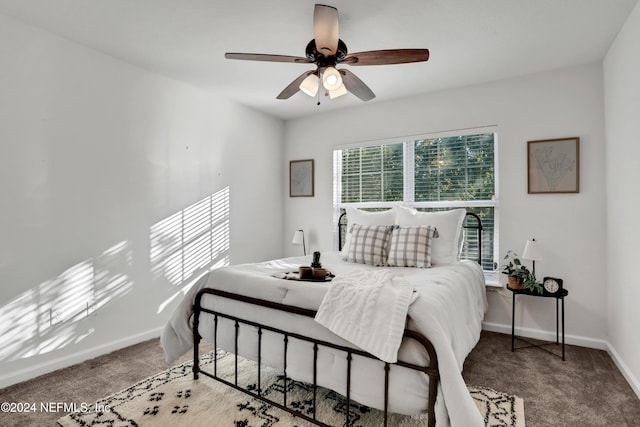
left=50, top=308, right=64, bottom=326
left=87, top=299, right=97, bottom=317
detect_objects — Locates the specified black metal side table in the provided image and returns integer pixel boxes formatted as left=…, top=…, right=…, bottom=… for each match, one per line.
left=507, top=285, right=568, bottom=361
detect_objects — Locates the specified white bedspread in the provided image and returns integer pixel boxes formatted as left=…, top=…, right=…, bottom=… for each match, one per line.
left=161, top=252, right=487, bottom=427
left=315, top=269, right=416, bottom=363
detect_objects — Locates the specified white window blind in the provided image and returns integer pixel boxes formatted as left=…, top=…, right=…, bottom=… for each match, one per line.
left=414, top=134, right=495, bottom=202
left=340, top=142, right=404, bottom=203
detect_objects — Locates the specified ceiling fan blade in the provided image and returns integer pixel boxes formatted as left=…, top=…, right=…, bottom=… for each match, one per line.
left=339, top=69, right=376, bottom=101
left=225, top=53, right=310, bottom=63
left=342, top=49, right=430, bottom=66
left=276, top=71, right=315, bottom=99
left=313, top=4, right=339, bottom=56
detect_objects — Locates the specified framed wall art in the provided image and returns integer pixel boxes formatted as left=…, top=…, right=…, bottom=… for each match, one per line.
left=289, top=159, right=314, bottom=197
left=527, top=137, right=580, bottom=194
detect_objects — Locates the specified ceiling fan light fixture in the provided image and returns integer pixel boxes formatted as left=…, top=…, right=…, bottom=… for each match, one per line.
left=328, top=84, right=347, bottom=99
left=322, top=67, right=343, bottom=91
left=299, top=73, right=319, bottom=96
left=225, top=5, right=429, bottom=103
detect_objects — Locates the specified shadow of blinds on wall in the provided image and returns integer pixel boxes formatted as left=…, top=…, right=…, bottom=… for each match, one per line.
left=150, top=187, right=230, bottom=286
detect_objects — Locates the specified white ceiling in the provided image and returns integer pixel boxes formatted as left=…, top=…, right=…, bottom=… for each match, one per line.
left=0, top=0, right=637, bottom=120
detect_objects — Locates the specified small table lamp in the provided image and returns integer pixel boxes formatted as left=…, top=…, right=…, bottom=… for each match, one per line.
left=522, top=238, right=543, bottom=276
left=292, top=229, right=306, bottom=255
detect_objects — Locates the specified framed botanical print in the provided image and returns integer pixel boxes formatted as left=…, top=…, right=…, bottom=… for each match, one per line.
left=289, top=159, right=314, bottom=197
left=528, top=137, right=580, bottom=194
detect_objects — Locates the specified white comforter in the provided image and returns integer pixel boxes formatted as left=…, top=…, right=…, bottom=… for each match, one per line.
left=161, top=252, right=487, bottom=427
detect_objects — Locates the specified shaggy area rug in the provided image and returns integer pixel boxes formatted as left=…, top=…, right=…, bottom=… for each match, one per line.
left=58, top=350, right=524, bottom=427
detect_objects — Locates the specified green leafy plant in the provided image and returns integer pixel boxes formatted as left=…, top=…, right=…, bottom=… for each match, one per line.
left=501, top=251, right=542, bottom=294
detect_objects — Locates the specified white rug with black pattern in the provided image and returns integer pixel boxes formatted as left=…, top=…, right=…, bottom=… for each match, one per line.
left=58, top=350, right=524, bottom=427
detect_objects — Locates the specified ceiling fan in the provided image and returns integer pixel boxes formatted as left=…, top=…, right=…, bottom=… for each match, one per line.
left=225, top=4, right=429, bottom=103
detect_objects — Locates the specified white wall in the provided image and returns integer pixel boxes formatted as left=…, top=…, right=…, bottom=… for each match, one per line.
left=284, top=64, right=607, bottom=348
left=0, top=13, right=284, bottom=386
left=604, top=1, right=640, bottom=397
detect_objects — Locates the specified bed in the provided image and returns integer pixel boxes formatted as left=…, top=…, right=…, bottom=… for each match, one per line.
left=161, top=207, right=488, bottom=427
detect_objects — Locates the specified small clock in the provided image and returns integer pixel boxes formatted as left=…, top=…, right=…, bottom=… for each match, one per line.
left=543, top=277, right=563, bottom=296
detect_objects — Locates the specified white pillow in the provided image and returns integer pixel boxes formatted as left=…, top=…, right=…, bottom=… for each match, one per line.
left=341, top=207, right=396, bottom=257
left=395, top=206, right=466, bottom=265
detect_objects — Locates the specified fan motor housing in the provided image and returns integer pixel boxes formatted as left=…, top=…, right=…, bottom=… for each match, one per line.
left=305, top=39, right=348, bottom=65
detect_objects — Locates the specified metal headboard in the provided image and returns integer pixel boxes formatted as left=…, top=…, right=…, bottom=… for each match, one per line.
left=338, top=210, right=483, bottom=265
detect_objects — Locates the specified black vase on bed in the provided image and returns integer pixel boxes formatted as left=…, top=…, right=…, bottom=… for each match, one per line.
left=311, top=251, right=322, bottom=268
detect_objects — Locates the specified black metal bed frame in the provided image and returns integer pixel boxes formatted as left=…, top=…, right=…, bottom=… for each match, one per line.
left=192, top=211, right=483, bottom=427
left=193, top=289, right=439, bottom=427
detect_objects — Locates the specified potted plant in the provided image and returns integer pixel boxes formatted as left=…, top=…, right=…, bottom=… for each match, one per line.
left=501, top=251, right=543, bottom=294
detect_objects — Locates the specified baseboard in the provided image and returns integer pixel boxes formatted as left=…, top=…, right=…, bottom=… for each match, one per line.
left=482, top=321, right=608, bottom=350
left=606, top=343, right=640, bottom=400
left=0, top=327, right=163, bottom=389
left=482, top=322, right=640, bottom=400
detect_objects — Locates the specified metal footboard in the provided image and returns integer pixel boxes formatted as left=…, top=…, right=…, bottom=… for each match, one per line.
left=193, top=288, right=439, bottom=427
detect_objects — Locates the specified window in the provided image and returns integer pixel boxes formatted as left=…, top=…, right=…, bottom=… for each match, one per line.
left=333, top=128, right=497, bottom=270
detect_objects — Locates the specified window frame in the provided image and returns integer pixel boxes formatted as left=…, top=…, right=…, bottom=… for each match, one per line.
left=333, top=126, right=499, bottom=271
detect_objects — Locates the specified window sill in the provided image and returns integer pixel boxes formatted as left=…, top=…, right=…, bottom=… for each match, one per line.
left=483, top=271, right=502, bottom=288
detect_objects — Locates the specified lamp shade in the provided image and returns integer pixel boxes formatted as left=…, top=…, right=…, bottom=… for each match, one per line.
left=299, top=74, right=319, bottom=97
left=522, top=239, right=543, bottom=261
left=322, top=67, right=343, bottom=91
left=292, top=229, right=306, bottom=255
left=292, top=230, right=304, bottom=245
left=328, top=84, right=347, bottom=99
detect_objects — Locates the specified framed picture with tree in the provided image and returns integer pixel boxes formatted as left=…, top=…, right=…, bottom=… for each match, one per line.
left=527, top=137, right=580, bottom=194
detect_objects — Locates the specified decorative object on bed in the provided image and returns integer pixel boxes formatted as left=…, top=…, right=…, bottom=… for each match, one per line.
left=161, top=215, right=487, bottom=427
left=338, top=208, right=484, bottom=266
left=527, top=137, right=580, bottom=194
left=58, top=350, right=525, bottom=427
left=395, top=206, right=466, bottom=265
left=344, top=224, right=394, bottom=266
left=273, top=269, right=334, bottom=282
left=387, top=225, right=439, bottom=268
left=312, top=267, right=328, bottom=280
left=289, top=159, right=314, bottom=197
left=315, top=268, right=416, bottom=363
left=291, top=229, right=307, bottom=254
left=299, top=265, right=312, bottom=279
left=311, top=250, right=322, bottom=268
left=340, top=206, right=395, bottom=256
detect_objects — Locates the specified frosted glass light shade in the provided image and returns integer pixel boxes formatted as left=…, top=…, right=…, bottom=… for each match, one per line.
left=299, top=74, right=319, bottom=97
left=329, top=84, right=347, bottom=99
left=522, top=239, right=543, bottom=261
left=322, top=67, right=343, bottom=91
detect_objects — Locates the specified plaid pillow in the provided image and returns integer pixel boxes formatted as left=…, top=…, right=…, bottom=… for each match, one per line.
left=387, top=226, right=439, bottom=268
left=346, top=224, right=394, bottom=266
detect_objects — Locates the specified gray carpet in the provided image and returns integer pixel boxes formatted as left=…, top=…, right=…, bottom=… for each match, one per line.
left=462, top=331, right=640, bottom=426
left=1, top=331, right=639, bottom=426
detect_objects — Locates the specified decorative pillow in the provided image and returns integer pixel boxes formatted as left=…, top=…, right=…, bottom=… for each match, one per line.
left=395, top=206, right=466, bottom=266
left=346, top=224, right=394, bottom=266
left=387, top=225, right=439, bottom=268
left=341, top=207, right=396, bottom=257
